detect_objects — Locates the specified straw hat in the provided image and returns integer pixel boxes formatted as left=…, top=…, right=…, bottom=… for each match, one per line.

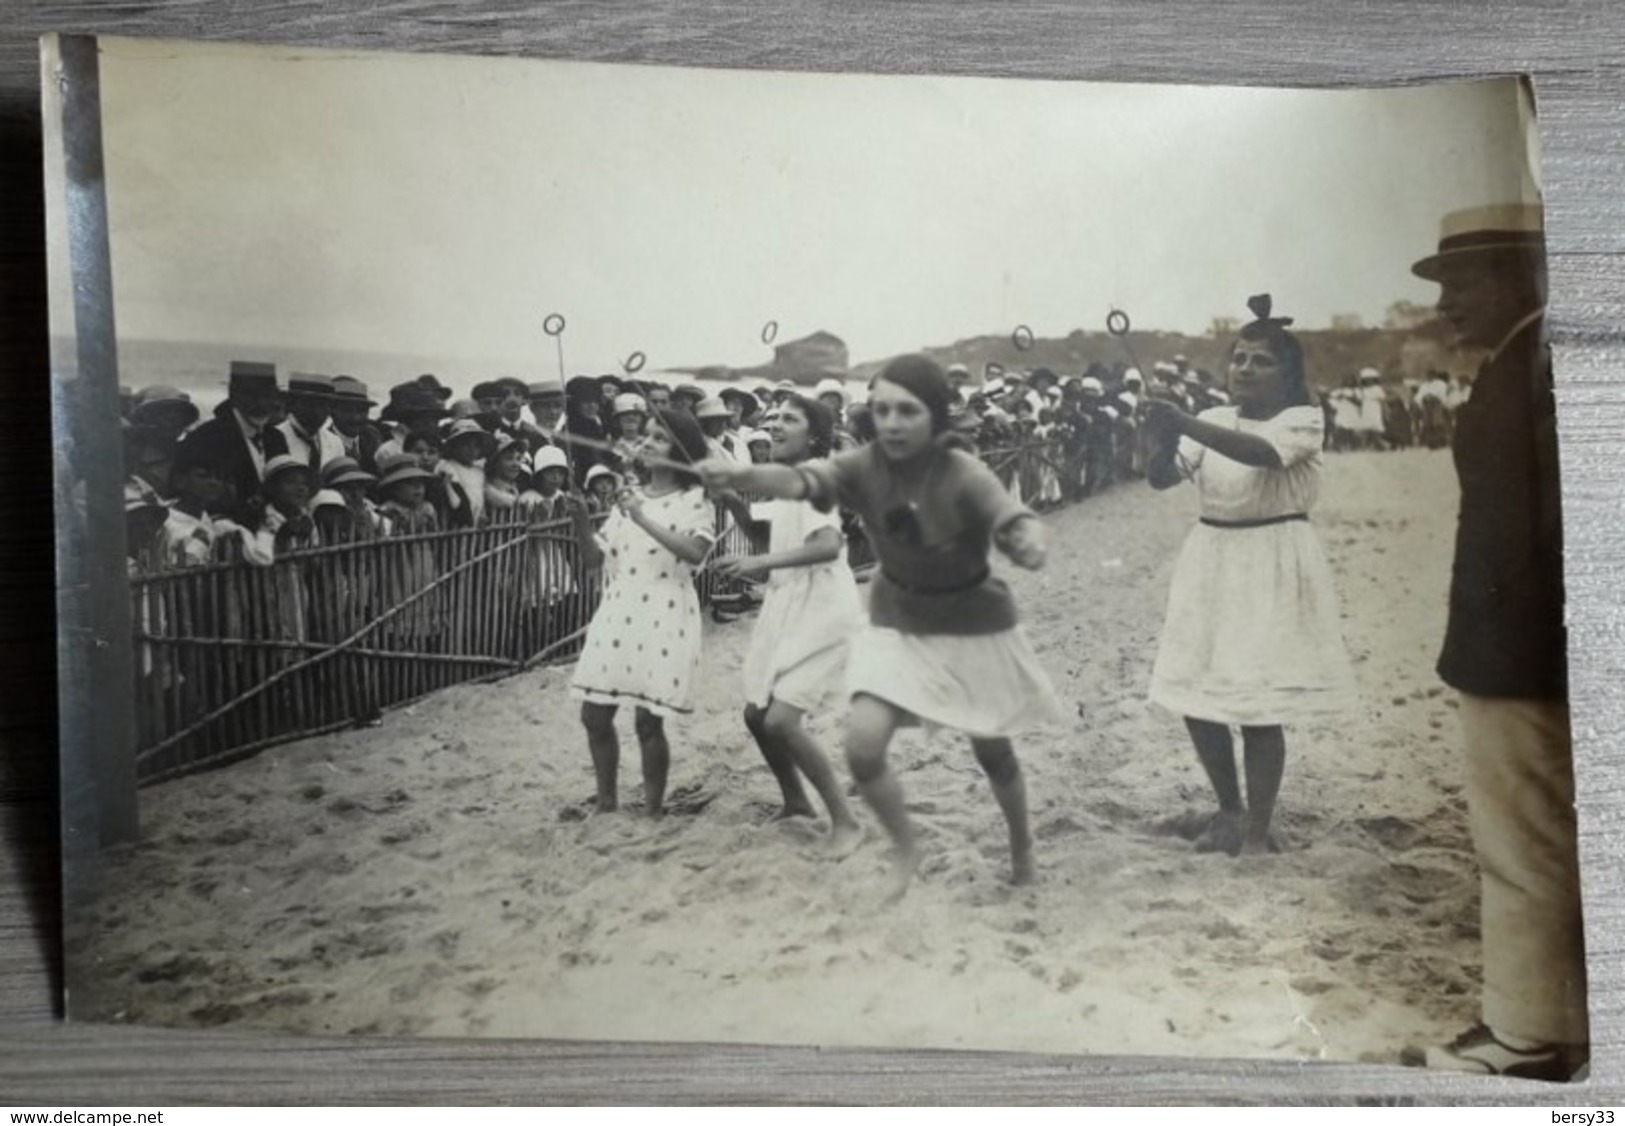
left=1411, top=203, right=1544, bottom=281
left=376, top=453, right=435, bottom=489
left=526, top=378, right=565, bottom=400
left=320, top=457, right=375, bottom=488
left=443, top=418, right=497, bottom=456
left=130, top=385, right=200, bottom=429
left=612, top=393, right=647, bottom=417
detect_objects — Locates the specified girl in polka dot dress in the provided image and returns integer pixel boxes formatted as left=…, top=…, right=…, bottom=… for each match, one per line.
left=570, top=408, right=716, bottom=816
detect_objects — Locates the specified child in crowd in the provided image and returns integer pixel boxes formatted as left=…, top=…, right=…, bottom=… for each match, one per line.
left=484, top=432, right=529, bottom=520
left=699, top=355, right=1060, bottom=895
left=438, top=419, right=494, bottom=528
left=583, top=464, right=621, bottom=515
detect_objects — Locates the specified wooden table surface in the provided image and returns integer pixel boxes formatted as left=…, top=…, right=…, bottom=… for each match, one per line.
left=3, top=1, right=1623, bottom=1104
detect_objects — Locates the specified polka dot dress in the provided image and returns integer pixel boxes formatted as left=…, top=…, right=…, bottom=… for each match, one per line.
left=569, top=487, right=714, bottom=717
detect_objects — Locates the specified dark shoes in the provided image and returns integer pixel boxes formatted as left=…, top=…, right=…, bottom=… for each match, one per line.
left=1401, top=1023, right=1589, bottom=1082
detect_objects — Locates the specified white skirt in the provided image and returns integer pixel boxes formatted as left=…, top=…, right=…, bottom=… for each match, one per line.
left=1149, top=521, right=1357, bottom=725
left=742, top=565, right=861, bottom=712
left=845, top=625, right=1063, bottom=739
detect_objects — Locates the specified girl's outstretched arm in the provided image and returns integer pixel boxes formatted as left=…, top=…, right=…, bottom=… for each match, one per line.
left=1143, top=399, right=1282, bottom=469
left=717, top=526, right=841, bottom=580
left=695, top=457, right=815, bottom=500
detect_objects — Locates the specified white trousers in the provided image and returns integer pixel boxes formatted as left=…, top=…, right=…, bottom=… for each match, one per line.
left=1459, top=694, right=1589, bottom=1044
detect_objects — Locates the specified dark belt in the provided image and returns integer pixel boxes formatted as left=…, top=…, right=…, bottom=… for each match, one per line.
left=1199, top=513, right=1309, bottom=529
left=881, top=567, right=990, bottom=595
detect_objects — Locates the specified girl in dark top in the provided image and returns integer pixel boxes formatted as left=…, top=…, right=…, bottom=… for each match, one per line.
left=699, top=355, right=1060, bottom=897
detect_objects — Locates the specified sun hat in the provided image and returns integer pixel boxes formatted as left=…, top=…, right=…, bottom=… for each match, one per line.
left=262, top=454, right=314, bottom=483
left=443, top=418, right=497, bottom=456
left=526, top=378, right=566, bottom=400
left=320, top=457, right=375, bottom=488
left=612, top=393, right=647, bottom=417
left=130, top=385, right=201, bottom=428
left=694, top=397, right=731, bottom=420
left=744, top=429, right=773, bottom=446
left=376, top=452, right=435, bottom=489
left=531, top=445, right=570, bottom=474
left=584, top=463, right=619, bottom=487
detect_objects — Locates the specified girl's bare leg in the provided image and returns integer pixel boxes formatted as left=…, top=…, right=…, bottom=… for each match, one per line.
left=846, top=693, right=917, bottom=897
left=970, top=737, right=1034, bottom=885
left=580, top=701, right=620, bottom=813
left=1184, top=716, right=1244, bottom=855
left=633, top=706, right=670, bottom=818
left=764, top=698, right=861, bottom=849
left=743, top=702, right=815, bottom=820
left=1240, top=724, right=1287, bottom=854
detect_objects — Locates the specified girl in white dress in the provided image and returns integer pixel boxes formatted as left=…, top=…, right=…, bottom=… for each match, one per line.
left=713, top=394, right=862, bottom=845
left=569, top=409, right=715, bottom=817
left=1143, top=295, right=1356, bottom=856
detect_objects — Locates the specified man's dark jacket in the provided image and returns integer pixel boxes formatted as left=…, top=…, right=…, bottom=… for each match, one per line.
left=1438, top=313, right=1568, bottom=699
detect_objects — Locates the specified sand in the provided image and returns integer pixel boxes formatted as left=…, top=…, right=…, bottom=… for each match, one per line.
left=66, top=448, right=1483, bottom=1066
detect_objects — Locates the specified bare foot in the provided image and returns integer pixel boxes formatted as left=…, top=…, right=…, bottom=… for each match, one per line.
left=770, top=802, right=816, bottom=822
left=882, top=846, right=922, bottom=904
left=1195, top=810, right=1244, bottom=856
left=1010, top=840, right=1036, bottom=886
left=826, top=819, right=865, bottom=859
left=1238, top=833, right=1282, bottom=857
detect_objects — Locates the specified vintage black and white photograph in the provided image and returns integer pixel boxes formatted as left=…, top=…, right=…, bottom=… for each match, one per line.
left=45, top=35, right=1586, bottom=1078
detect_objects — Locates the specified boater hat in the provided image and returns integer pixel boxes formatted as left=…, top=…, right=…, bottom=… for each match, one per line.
left=1411, top=203, right=1545, bottom=281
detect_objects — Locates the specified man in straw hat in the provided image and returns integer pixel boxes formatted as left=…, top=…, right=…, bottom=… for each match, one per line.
left=276, top=372, right=346, bottom=475
left=1400, top=203, right=1586, bottom=1080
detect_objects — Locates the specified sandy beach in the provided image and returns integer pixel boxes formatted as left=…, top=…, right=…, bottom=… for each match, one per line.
left=67, top=448, right=1482, bottom=1066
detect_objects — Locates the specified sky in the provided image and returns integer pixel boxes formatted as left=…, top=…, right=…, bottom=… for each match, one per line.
left=93, top=38, right=1541, bottom=376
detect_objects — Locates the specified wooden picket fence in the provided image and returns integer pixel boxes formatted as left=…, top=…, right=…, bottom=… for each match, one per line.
left=127, top=444, right=1061, bottom=787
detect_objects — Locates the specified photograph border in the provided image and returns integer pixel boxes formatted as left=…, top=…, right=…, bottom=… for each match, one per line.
left=4, top=3, right=1624, bottom=1104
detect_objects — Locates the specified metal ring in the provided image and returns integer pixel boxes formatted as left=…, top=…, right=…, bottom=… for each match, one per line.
left=760, top=320, right=779, bottom=345
left=1106, top=309, right=1131, bottom=337
left=1011, top=324, right=1035, bottom=351
left=623, top=351, right=646, bottom=374
left=543, top=313, right=567, bottom=336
